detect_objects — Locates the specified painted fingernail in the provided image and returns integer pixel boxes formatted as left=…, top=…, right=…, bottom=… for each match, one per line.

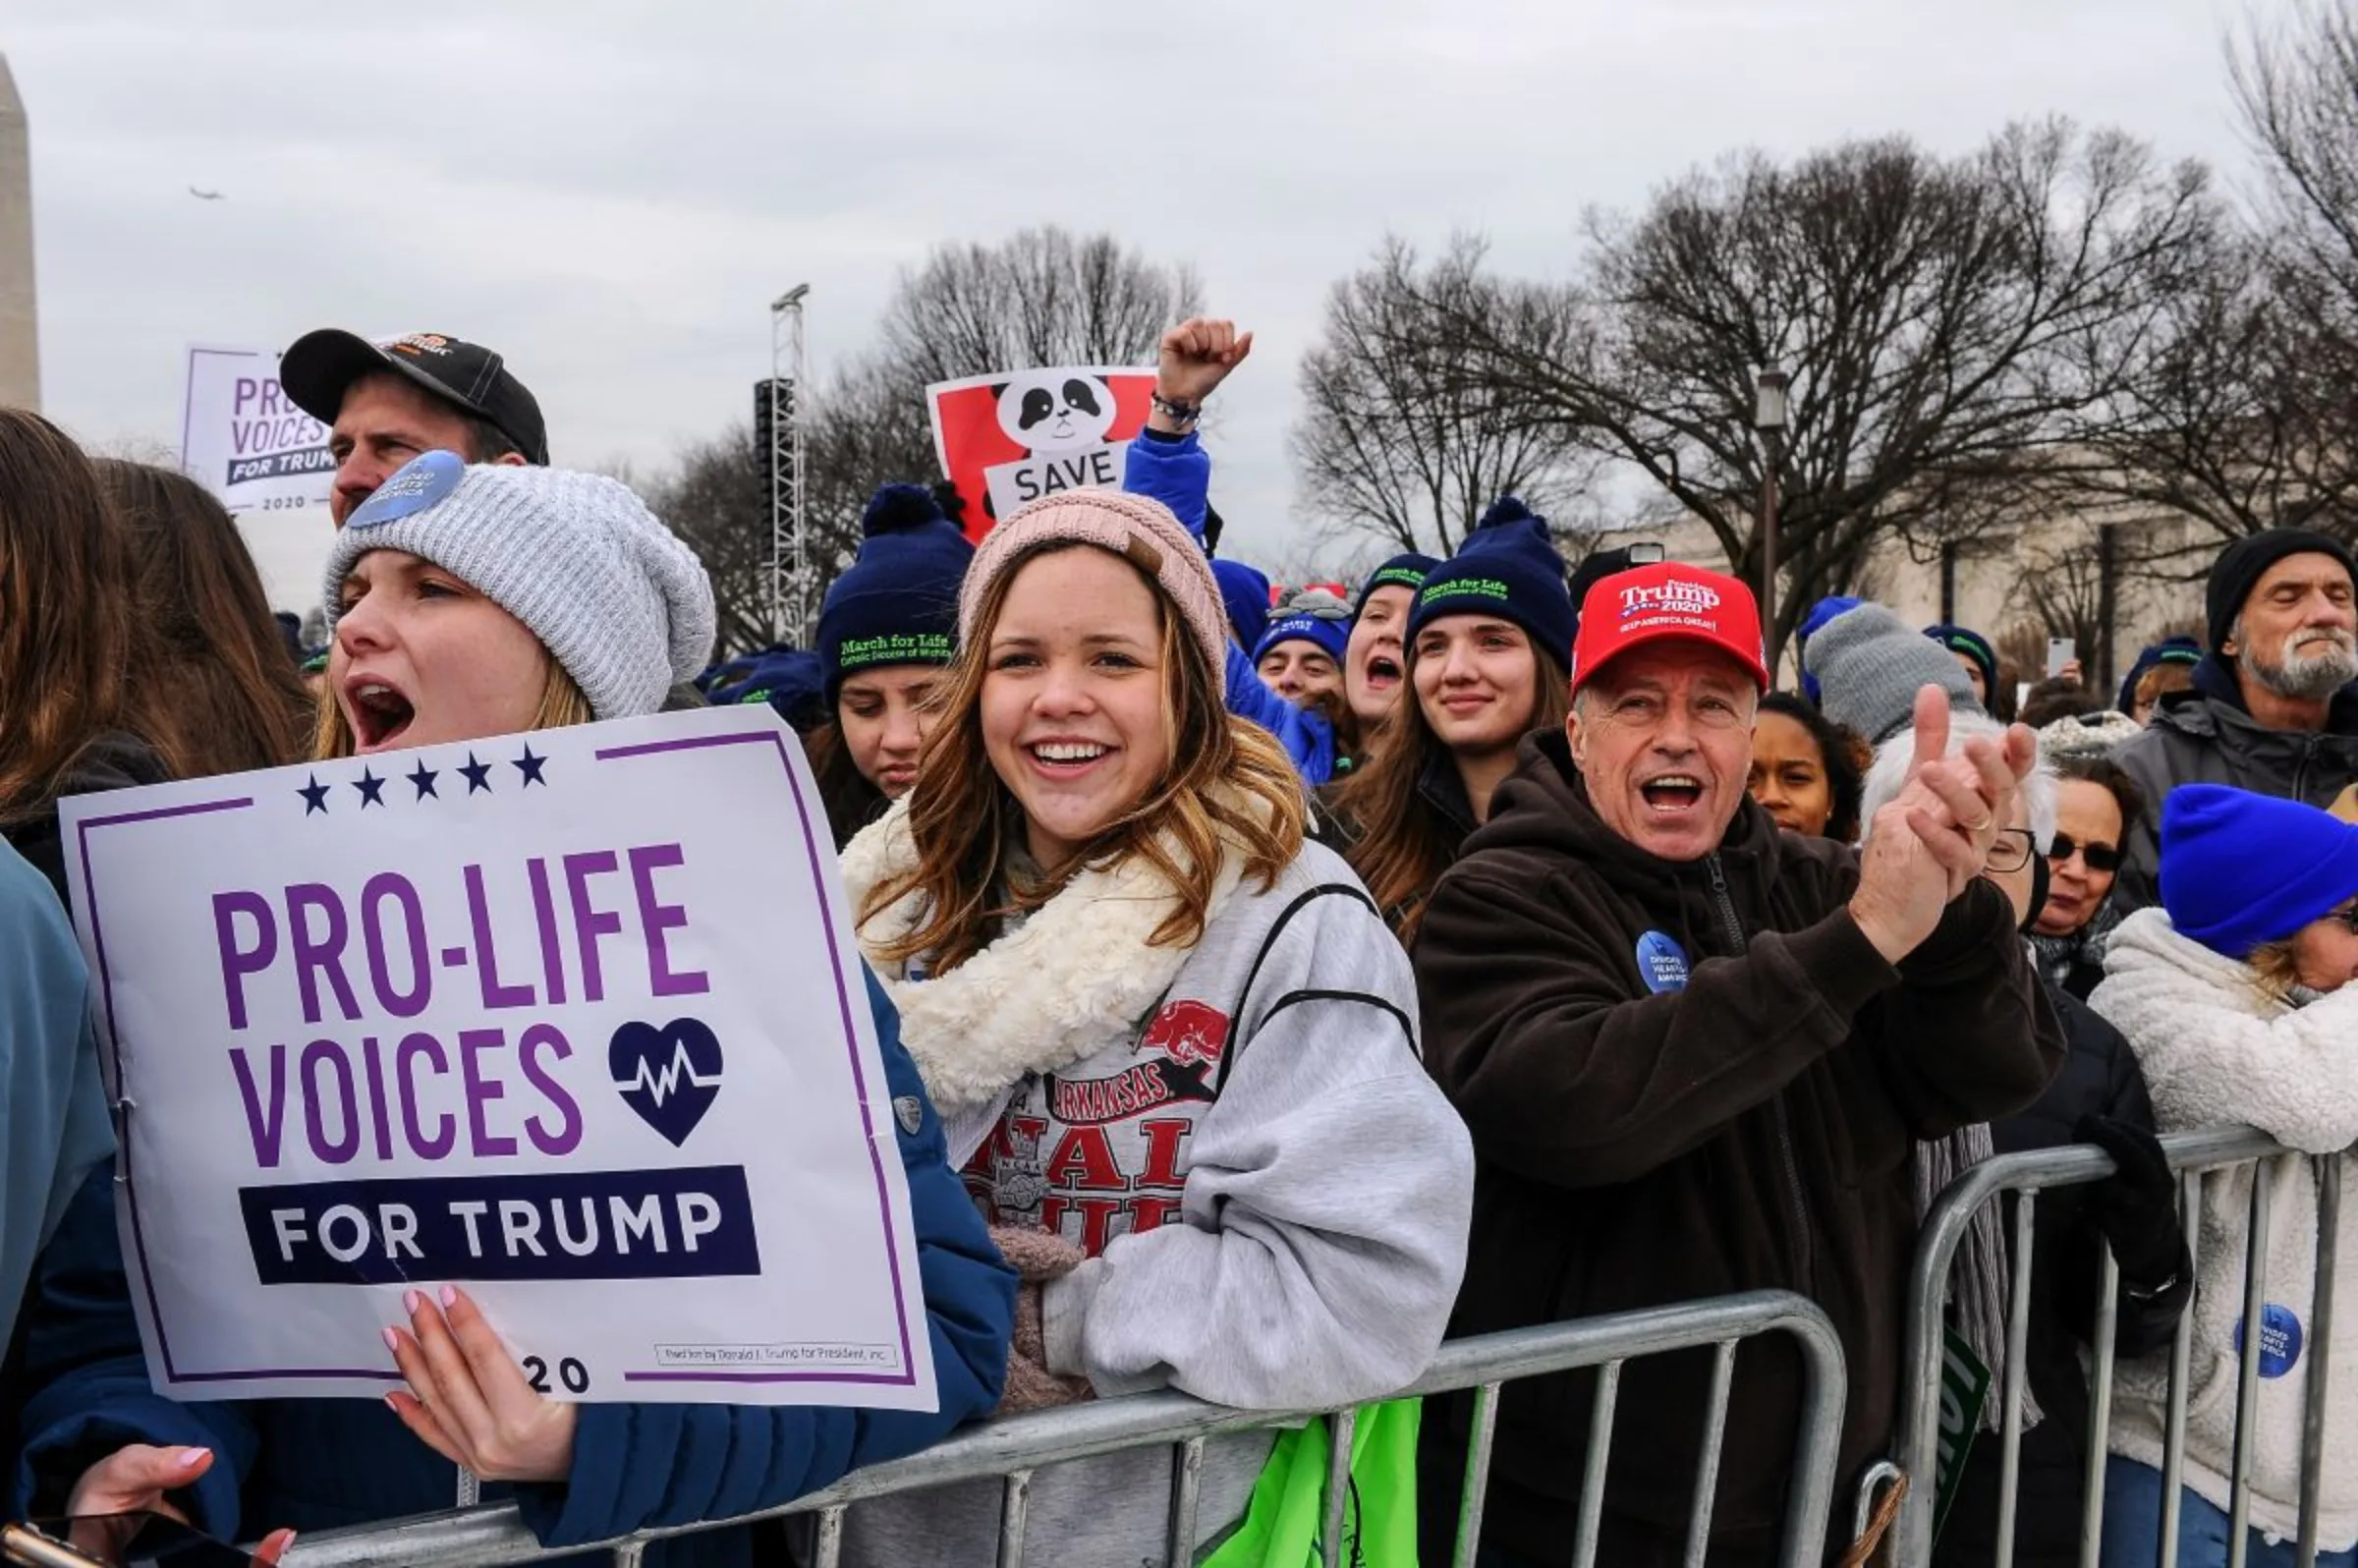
left=439, top=1284, right=458, bottom=1309
left=383, top=1325, right=401, bottom=1353
left=404, top=1289, right=422, bottom=1315
left=177, top=1448, right=209, bottom=1469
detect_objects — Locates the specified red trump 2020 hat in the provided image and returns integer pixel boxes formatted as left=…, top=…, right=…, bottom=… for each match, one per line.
left=1570, top=563, right=1769, bottom=695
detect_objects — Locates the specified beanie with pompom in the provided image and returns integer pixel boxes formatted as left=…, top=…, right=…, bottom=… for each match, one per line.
left=815, top=483, right=976, bottom=703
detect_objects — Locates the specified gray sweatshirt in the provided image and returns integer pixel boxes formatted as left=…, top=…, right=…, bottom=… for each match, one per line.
left=834, top=823, right=1475, bottom=1566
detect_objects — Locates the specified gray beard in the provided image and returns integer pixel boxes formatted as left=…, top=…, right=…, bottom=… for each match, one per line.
left=2251, top=632, right=2358, bottom=701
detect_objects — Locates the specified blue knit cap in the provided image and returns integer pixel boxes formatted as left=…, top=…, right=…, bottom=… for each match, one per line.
left=1212, top=558, right=1272, bottom=650
left=1254, top=610, right=1349, bottom=667
left=1925, top=624, right=1999, bottom=700
left=1355, top=552, right=1438, bottom=623
left=705, top=645, right=827, bottom=732
left=815, top=484, right=974, bottom=703
left=1796, top=595, right=1864, bottom=704
left=2161, top=784, right=2358, bottom=959
left=2117, top=636, right=2203, bottom=714
left=1405, top=497, right=1576, bottom=664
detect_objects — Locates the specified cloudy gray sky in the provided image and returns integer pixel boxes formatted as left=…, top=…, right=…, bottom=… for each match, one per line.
left=13, top=0, right=2270, bottom=607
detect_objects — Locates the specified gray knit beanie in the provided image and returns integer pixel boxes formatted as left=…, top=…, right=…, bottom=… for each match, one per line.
left=1805, top=601, right=1985, bottom=745
left=323, top=451, right=716, bottom=720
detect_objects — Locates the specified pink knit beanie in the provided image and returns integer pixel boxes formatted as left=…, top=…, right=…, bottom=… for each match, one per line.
left=958, top=490, right=1228, bottom=697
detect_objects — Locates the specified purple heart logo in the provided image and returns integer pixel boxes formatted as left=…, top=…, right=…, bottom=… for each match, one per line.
left=608, top=1018, right=724, bottom=1148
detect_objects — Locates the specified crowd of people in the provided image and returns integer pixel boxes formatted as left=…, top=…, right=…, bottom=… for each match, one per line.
left=0, top=311, right=2349, bottom=1568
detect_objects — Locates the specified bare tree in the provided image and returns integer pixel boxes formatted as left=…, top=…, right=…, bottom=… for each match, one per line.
left=651, top=227, right=1197, bottom=660
left=646, top=424, right=774, bottom=662
left=1366, top=123, right=2218, bottom=667
left=876, top=227, right=1201, bottom=386
left=1291, top=238, right=1603, bottom=555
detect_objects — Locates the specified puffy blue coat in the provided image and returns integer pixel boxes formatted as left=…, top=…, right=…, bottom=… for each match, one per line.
left=1122, top=427, right=1337, bottom=785
left=12, top=972, right=1013, bottom=1567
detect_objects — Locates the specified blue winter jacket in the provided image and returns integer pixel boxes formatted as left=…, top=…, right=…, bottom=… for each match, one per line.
left=1122, top=428, right=1338, bottom=785
left=12, top=971, right=1014, bottom=1567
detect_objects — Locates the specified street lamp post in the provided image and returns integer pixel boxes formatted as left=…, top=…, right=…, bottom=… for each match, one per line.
left=1754, top=368, right=1790, bottom=677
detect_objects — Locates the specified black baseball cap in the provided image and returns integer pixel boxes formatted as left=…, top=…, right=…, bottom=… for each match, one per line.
left=280, top=329, right=549, bottom=466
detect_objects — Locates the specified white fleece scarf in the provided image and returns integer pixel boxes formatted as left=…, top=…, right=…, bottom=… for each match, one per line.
left=839, top=797, right=1248, bottom=1116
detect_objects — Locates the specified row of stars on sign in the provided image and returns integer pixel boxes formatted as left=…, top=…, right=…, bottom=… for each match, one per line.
left=298, top=747, right=548, bottom=814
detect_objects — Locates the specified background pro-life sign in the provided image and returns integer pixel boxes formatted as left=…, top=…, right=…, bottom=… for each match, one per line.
left=61, top=707, right=936, bottom=1408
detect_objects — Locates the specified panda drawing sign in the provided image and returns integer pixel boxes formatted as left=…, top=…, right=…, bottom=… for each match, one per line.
left=926, top=365, right=1157, bottom=541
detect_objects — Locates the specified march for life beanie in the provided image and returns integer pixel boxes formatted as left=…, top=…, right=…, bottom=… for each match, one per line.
left=1353, top=551, right=1438, bottom=626
left=1795, top=594, right=1864, bottom=705
left=815, top=484, right=975, bottom=703
left=2161, top=783, right=2358, bottom=959
left=2206, top=530, right=2358, bottom=655
left=324, top=450, right=715, bottom=721
left=1925, top=624, right=1999, bottom=700
left=1806, top=601, right=1985, bottom=747
left=1406, top=497, right=1576, bottom=665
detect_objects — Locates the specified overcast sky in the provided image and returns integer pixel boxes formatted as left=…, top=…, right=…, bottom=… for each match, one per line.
left=11, top=0, right=2274, bottom=604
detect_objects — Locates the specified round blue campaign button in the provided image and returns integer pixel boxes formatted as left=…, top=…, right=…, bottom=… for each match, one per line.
left=347, top=449, right=465, bottom=531
left=1636, top=930, right=1690, bottom=993
left=2232, top=1304, right=2304, bottom=1378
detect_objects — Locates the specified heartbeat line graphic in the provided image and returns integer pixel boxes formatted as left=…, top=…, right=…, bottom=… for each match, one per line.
left=617, top=1044, right=723, bottom=1105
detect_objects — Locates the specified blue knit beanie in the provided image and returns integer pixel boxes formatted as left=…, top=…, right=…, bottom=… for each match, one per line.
left=2117, top=636, right=2203, bottom=714
left=2161, top=783, right=2358, bottom=959
left=1406, top=497, right=1576, bottom=665
left=1925, top=625, right=1999, bottom=700
left=1212, top=558, right=1272, bottom=650
left=1796, top=594, right=1864, bottom=704
left=815, top=484, right=974, bottom=704
left=1355, top=552, right=1438, bottom=623
left=705, top=645, right=828, bottom=732
left=1254, top=608, right=1349, bottom=668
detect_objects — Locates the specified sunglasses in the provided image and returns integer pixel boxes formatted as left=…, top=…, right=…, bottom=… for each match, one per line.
left=2048, top=833, right=2122, bottom=873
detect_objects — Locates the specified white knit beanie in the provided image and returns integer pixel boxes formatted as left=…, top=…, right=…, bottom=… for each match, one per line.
left=323, top=451, right=716, bottom=720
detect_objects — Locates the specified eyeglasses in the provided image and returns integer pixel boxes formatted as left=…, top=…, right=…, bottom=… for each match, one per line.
left=2048, top=833, right=2122, bottom=874
left=1987, top=828, right=2034, bottom=874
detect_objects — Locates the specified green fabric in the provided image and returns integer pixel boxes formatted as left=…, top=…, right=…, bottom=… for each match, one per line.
left=1201, top=1399, right=1422, bottom=1568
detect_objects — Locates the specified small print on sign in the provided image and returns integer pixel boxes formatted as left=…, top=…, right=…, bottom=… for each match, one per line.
left=63, top=707, right=935, bottom=1408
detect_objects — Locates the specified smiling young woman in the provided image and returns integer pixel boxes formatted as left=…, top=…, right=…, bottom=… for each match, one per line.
left=838, top=487, right=1472, bottom=1568
left=1324, top=500, right=1575, bottom=939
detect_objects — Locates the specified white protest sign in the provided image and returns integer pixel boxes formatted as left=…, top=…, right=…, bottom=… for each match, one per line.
left=179, top=344, right=335, bottom=514
left=62, top=706, right=936, bottom=1408
left=926, top=365, right=1156, bottom=534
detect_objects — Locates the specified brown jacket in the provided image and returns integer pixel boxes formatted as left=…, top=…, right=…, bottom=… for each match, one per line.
left=1414, top=731, right=2063, bottom=1562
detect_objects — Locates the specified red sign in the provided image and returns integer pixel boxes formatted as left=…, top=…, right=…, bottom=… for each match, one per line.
left=925, top=366, right=1158, bottom=543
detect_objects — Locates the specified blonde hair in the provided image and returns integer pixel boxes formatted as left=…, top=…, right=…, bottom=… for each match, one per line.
left=310, top=654, right=593, bottom=759
left=2247, top=938, right=2305, bottom=1003
left=860, top=540, right=1305, bottom=976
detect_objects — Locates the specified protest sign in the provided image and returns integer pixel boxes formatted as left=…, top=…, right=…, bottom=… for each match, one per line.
left=926, top=366, right=1156, bottom=540
left=61, top=706, right=936, bottom=1408
left=180, top=344, right=334, bottom=514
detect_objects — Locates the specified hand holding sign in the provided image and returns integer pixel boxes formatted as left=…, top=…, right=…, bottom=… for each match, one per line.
left=1151, top=318, right=1254, bottom=422
left=385, top=1286, right=576, bottom=1483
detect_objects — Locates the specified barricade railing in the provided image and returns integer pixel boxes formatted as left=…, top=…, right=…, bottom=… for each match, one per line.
left=281, top=1289, right=1847, bottom=1568
left=1869, top=1124, right=2348, bottom=1568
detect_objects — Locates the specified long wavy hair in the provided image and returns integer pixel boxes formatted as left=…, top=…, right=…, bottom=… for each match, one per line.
left=0, top=411, right=143, bottom=823
left=861, top=540, right=1305, bottom=976
left=1330, top=631, right=1569, bottom=941
left=97, top=461, right=311, bottom=779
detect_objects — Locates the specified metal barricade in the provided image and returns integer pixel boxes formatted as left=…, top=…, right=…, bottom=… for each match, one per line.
left=1871, top=1124, right=2349, bottom=1568
left=282, top=1290, right=1847, bottom=1568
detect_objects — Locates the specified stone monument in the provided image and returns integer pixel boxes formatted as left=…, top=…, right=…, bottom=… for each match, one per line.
left=0, top=54, right=38, bottom=412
